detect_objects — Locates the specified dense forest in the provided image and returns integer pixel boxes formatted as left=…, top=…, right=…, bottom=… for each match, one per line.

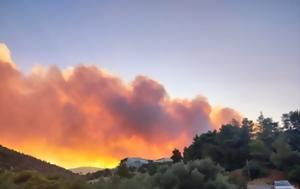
left=0, top=110, right=299, bottom=189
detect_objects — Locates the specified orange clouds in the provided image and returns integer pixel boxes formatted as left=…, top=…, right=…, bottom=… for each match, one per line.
left=0, top=44, right=241, bottom=168
left=0, top=43, right=16, bottom=68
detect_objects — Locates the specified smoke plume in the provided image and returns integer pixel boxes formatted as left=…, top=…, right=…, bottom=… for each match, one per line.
left=0, top=43, right=241, bottom=168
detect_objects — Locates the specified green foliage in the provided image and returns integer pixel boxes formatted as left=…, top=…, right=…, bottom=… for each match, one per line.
left=184, top=120, right=251, bottom=170
left=270, top=135, right=300, bottom=184
left=256, top=113, right=280, bottom=147
left=206, top=173, right=237, bottom=189
left=249, top=139, right=270, bottom=163
left=87, top=159, right=237, bottom=189
left=281, top=111, right=300, bottom=152
left=183, top=131, right=217, bottom=162
left=271, top=137, right=293, bottom=170
left=182, top=110, right=300, bottom=181
left=157, top=159, right=236, bottom=189
left=228, top=171, right=247, bottom=189
left=218, top=123, right=249, bottom=170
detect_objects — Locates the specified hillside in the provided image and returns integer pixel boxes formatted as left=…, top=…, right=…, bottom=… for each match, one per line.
left=0, top=145, right=73, bottom=176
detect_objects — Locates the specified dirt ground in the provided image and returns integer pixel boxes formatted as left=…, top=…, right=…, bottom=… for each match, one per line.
left=247, top=185, right=272, bottom=189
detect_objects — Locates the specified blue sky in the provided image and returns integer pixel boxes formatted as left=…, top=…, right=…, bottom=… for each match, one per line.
left=0, top=0, right=299, bottom=121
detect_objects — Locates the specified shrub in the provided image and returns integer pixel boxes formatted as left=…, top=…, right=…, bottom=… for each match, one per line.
left=229, top=172, right=247, bottom=189
left=206, top=173, right=238, bottom=189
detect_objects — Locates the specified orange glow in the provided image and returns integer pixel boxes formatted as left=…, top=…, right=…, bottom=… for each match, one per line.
left=210, top=106, right=242, bottom=129
left=0, top=45, right=241, bottom=168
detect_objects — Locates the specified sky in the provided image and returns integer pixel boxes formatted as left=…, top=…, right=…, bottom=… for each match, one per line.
left=0, top=0, right=299, bottom=168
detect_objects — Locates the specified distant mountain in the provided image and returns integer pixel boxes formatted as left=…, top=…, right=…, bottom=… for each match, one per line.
left=154, top=157, right=172, bottom=163
left=69, top=167, right=102, bottom=174
left=0, top=145, right=73, bottom=176
left=123, top=157, right=149, bottom=168
left=85, top=157, right=173, bottom=180
left=122, top=157, right=173, bottom=168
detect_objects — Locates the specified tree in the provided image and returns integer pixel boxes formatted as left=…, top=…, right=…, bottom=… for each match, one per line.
left=183, top=131, right=218, bottom=162
left=270, top=136, right=300, bottom=183
left=183, top=120, right=253, bottom=171
left=282, top=110, right=300, bottom=151
left=116, top=159, right=132, bottom=178
left=271, top=136, right=293, bottom=170
left=257, top=113, right=280, bottom=147
left=249, top=139, right=270, bottom=163
left=282, top=110, right=300, bottom=131
left=218, top=123, right=248, bottom=170
left=171, top=149, right=182, bottom=163
left=241, top=118, right=255, bottom=139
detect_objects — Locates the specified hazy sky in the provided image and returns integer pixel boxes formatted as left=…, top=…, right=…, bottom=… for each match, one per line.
left=1, top=0, right=299, bottom=121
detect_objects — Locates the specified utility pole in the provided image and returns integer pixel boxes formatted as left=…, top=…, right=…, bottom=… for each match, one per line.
left=246, top=159, right=251, bottom=180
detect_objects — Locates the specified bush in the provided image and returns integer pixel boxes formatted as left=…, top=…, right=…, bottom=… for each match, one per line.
left=89, top=159, right=237, bottom=189
left=229, top=170, right=247, bottom=189
left=153, top=159, right=235, bottom=189
left=206, top=173, right=237, bottom=189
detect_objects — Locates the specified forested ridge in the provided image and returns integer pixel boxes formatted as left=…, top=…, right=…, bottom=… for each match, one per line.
left=181, top=110, right=300, bottom=180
